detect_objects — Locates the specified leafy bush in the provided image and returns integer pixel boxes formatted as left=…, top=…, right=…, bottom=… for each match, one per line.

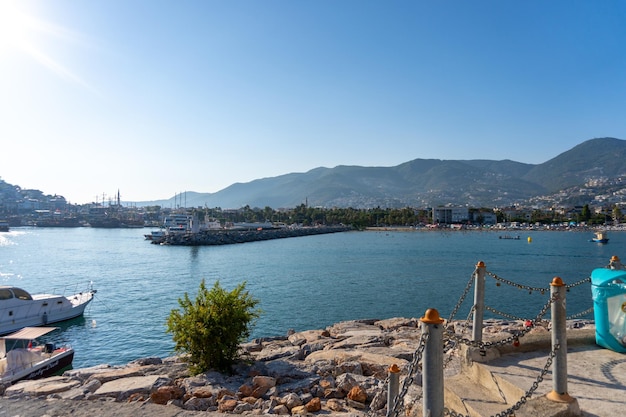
left=166, top=279, right=261, bottom=374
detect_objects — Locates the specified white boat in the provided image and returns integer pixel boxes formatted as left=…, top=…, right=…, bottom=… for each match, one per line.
left=0, top=326, right=74, bottom=384
left=144, top=229, right=165, bottom=241
left=591, top=231, right=609, bottom=243
left=163, top=214, right=221, bottom=233
left=0, top=285, right=96, bottom=335
left=163, top=214, right=193, bottom=232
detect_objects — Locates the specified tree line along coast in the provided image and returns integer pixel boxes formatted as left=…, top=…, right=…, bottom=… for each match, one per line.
left=0, top=202, right=623, bottom=231
left=1, top=180, right=623, bottom=230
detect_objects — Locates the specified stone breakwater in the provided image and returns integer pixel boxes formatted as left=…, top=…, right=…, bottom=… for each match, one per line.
left=158, top=226, right=353, bottom=246
left=0, top=318, right=595, bottom=417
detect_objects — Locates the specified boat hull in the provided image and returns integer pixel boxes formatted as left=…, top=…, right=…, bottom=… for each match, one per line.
left=22, top=349, right=74, bottom=382
left=1, top=348, right=74, bottom=385
left=591, top=231, right=609, bottom=243
left=0, top=304, right=91, bottom=335
left=0, top=289, right=96, bottom=335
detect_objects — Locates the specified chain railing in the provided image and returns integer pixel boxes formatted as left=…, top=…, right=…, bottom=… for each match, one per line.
left=482, top=269, right=593, bottom=338
left=386, top=328, right=430, bottom=417
left=566, top=306, right=594, bottom=320
left=486, top=270, right=549, bottom=294
left=378, top=255, right=612, bottom=417
left=447, top=272, right=476, bottom=323
left=447, top=293, right=556, bottom=350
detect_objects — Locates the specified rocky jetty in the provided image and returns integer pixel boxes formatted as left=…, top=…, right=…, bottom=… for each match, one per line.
left=0, top=317, right=595, bottom=417
left=158, top=226, right=353, bottom=246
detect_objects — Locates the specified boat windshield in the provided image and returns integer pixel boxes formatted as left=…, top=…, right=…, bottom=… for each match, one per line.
left=11, top=288, right=32, bottom=301
left=0, top=289, right=13, bottom=300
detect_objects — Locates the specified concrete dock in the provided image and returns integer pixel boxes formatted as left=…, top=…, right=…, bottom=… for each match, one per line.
left=445, top=329, right=626, bottom=417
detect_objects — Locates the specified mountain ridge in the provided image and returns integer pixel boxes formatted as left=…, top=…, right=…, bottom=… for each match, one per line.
left=134, top=137, right=626, bottom=209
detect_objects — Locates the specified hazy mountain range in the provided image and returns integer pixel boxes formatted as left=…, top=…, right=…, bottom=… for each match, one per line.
left=139, top=137, right=626, bottom=209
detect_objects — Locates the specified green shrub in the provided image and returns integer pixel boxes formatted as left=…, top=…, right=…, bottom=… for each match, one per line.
left=166, top=279, right=261, bottom=374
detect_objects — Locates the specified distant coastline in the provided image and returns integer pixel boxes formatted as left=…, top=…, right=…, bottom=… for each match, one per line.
left=364, top=224, right=625, bottom=232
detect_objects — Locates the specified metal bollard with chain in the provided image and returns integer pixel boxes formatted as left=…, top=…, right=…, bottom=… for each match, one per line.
left=421, top=309, right=445, bottom=417
left=386, top=329, right=430, bottom=417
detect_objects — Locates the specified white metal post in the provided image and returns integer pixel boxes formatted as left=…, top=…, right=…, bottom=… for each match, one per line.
left=386, top=364, right=400, bottom=417
left=421, top=308, right=444, bottom=417
left=546, top=277, right=575, bottom=403
left=472, top=261, right=486, bottom=342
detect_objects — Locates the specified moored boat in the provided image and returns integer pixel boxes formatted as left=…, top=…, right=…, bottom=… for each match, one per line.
left=144, top=229, right=166, bottom=242
left=35, top=217, right=82, bottom=227
left=498, top=234, right=520, bottom=240
left=0, top=285, right=96, bottom=335
left=0, top=327, right=74, bottom=384
left=591, top=231, right=609, bottom=243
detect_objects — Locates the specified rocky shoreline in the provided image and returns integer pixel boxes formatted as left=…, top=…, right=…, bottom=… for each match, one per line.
left=0, top=317, right=595, bottom=417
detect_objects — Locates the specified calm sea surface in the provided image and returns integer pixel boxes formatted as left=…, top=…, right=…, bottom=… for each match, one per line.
left=0, top=227, right=620, bottom=369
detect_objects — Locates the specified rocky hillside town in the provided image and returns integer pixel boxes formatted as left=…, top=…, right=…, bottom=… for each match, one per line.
left=1, top=175, right=625, bottom=230
left=4, top=138, right=626, bottom=227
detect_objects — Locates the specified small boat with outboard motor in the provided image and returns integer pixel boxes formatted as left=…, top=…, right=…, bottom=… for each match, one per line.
left=0, top=326, right=74, bottom=384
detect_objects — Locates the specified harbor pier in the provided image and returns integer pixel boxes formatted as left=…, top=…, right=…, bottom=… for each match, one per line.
left=156, top=225, right=353, bottom=246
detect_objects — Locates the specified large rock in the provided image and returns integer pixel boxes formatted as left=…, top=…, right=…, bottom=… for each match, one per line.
left=150, top=385, right=184, bottom=405
left=326, top=320, right=382, bottom=338
left=280, top=392, right=303, bottom=409
left=218, top=398, right=238, bottom=412
left=85, top=366, right=145, bottom=384
left=4, top=376, right=81, bottom=397
left=305, top=348, right=409, bottom=378
left=374, top=317, right=419, bottom=330
left=331, top=334, right=386, bottom=349
left=288, top=329, right=331, bottom=346
left=92, top=374, right=171, bottom=401
left=347, top=386, right=368, bottom=403
left=184, top=395, right=216, bottom=411
left=64, top=364, right=113, bottom=382
left=305, top=397, right=322, bottom=412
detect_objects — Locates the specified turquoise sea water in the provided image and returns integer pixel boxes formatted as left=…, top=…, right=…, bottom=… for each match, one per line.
left=0, top=227, right=618, bottom=369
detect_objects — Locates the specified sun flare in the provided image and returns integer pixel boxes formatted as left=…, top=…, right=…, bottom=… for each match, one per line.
left=0, top=1, right=89, bottom=88
left=0, top=1, right=38, bottom=55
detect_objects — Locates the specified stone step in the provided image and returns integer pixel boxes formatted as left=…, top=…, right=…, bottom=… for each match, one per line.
left=442, top=332, right=597, bottom=417
left=445, top=360, right=580, bottom=417
left=444, top=371, right=510, bottom=417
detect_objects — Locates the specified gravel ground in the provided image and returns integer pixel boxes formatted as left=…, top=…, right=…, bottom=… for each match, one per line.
left=0, top=398, right=365, bottom=417
left=0, top=398, right=213, bottom=417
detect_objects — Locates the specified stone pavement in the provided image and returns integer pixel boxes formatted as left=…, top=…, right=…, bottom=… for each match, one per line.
left=482, top=340, right=626, bottom=417
left=464, top=328, right=626, bottom=417
left=0, top=397, right=364, bottom=417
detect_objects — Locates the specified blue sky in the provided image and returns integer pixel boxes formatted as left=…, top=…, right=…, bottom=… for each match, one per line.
left=1, top=0, right=625, bottom=204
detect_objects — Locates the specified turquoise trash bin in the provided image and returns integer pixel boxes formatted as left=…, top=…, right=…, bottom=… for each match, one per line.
left=591, top=268, right=626, bottom=353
